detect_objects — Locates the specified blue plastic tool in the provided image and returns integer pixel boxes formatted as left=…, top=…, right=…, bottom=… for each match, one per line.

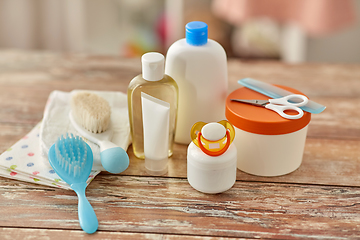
left=48, top=133, right=98, bottom=234
left=69, top=112, right=129, bottom=174
left=238, top=78, right=326, bottom=114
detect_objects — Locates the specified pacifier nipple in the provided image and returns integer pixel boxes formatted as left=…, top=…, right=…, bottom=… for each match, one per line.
left=190, top=120, right=235, bottom=157
left=201, top=123, right=226, bottom=141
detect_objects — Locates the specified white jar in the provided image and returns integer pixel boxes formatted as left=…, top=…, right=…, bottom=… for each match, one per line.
left=187, top=121, right=237, bottom=194
left=226, top=86, right=311, bottom=177
left=165, top=21, right=228, bottom=144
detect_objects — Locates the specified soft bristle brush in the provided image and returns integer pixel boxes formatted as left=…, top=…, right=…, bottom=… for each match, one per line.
left=71, top=92, right=111, bottom=134
left=48, top=133, right=98, bottom=234
left=70, top=92, right=129, bottom=174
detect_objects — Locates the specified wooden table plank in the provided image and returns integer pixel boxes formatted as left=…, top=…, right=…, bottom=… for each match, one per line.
left=1, top=175, right=360, bottom=239
left=1, top=51, right=360, bottom=98
left=227, top=60, right=360, bottom=98
left=0, top=228, right=238, bottom=240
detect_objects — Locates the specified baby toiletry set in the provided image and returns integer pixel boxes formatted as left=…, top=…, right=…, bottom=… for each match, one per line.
left=0, top=20, right=326, bottom=234
left=127, top=21, right=325, bottom=184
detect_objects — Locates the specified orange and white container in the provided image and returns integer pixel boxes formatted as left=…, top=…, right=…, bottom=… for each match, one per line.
left=187, top=121, right=237, bottom=194
left=226, top=86, right=311, bottom=176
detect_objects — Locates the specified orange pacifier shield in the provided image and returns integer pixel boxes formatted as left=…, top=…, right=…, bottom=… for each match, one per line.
left=190, top=120, right=235, bottom=156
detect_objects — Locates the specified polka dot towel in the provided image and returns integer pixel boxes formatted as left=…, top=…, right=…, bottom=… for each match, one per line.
left=0, top=122, right=101, bottom=189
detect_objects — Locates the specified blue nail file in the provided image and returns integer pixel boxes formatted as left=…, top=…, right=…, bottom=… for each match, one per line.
left=238, top=78, right=326, bottom=114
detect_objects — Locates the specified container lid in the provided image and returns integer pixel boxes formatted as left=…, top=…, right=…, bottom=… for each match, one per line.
left=186, top=21, right=208, bottom=46
left=141, top=52, right=164, bottom=81
left=226, top=85, right=311, bottom=135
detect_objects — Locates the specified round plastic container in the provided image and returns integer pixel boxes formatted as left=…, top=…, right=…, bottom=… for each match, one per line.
left=187, top=142, right=237, bottom=194
left=187, top=121, right=237, bottom=194
left=226, top=86, right=311, bottom=177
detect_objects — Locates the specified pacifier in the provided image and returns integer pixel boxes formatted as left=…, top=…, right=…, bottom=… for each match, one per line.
left=190, top=120, right=235, bottom=156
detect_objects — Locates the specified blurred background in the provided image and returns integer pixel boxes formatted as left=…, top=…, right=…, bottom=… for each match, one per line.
left=0, top=0, right=359, bottom=63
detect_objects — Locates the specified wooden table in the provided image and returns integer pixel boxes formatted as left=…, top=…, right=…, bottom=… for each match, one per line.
left=0, top=50, right=359, bottom=239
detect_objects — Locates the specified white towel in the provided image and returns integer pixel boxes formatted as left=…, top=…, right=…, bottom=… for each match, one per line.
left=39, top=90, right=131, bottom=171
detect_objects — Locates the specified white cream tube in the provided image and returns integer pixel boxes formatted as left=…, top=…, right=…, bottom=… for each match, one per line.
left=141, top=92, right=170, bottom=175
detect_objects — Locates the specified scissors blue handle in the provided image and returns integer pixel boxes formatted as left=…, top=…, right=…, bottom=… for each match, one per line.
left=231, top=94, right=309, bottom=120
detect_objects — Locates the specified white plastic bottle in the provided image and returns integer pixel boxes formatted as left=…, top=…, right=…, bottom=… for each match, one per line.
left=165, top=21, right=228, bottom=144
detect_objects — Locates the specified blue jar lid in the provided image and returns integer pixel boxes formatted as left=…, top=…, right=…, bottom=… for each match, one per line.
left=186, top=21, right=208, bottom=46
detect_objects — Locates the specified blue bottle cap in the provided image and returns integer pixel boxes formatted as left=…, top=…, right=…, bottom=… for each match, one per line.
left=186, top=21, right=208, bottom=46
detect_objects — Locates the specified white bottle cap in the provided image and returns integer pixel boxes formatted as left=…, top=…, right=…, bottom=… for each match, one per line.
left=141, top=52, right=164, bottom=81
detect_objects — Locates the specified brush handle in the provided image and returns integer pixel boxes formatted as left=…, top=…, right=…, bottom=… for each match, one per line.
left=99, top=140, right=130, bottom=174
left=71, top=182, right=98, bottom=234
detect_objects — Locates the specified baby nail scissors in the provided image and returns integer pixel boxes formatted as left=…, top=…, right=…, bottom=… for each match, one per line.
left=231, top=94, right=309, bottom=119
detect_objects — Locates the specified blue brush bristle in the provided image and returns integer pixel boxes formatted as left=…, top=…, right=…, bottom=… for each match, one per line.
left=55, top=133, right=87, bottom=178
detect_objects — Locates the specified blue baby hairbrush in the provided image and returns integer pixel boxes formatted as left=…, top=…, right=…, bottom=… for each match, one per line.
left=48, top=133, right=98, bottom=234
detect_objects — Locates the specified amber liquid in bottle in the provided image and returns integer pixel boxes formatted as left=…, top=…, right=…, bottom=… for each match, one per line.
left=128, top=74, right=178, bottom=159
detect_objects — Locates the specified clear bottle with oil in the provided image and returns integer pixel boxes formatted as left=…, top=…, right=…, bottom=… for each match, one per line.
left=128, top=52, right=178, bottom=159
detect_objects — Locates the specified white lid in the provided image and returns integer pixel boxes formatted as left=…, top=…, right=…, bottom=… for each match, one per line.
left=141, top=52, right=164, bottom=81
